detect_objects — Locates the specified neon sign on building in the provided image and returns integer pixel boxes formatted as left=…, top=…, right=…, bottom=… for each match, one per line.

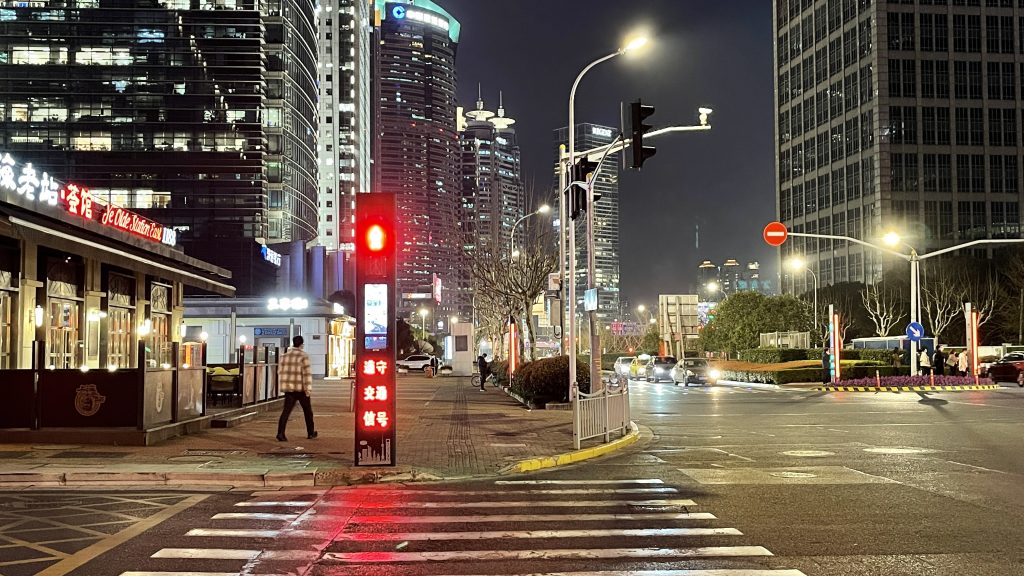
left=0, top=152, right=176, bottom=247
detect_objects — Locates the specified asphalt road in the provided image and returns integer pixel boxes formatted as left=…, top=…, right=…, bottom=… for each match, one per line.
left=3, top=381, right=1024, bottom=575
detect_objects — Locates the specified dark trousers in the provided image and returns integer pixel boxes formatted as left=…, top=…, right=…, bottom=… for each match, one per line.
left=278, top=391, right=315, bottom=437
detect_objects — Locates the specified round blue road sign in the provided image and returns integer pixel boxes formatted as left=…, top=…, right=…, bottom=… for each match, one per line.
left=906, top=321, right=925, bottom=342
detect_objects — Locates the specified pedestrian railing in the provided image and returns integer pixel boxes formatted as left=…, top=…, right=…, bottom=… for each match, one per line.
left=573, top=379, right=630, bottom=449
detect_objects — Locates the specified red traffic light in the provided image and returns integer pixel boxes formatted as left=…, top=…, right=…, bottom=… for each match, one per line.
left=366, top=224, right=387, bottom=252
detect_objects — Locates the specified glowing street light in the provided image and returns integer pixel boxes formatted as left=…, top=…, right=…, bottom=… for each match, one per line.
left=787, top=257, right=819, bottom=337
left=418, top=308, right=429, bottom=340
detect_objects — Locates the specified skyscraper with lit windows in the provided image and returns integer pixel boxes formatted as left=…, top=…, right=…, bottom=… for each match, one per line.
left=775, top=0, right=1024, bottom=294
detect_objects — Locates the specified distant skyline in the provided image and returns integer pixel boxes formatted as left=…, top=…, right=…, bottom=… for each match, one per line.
left=440, top=0, right=776, bottom=308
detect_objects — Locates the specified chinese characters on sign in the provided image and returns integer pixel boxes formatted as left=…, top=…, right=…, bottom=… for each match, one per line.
left=0, top=151, right=176, bottom=247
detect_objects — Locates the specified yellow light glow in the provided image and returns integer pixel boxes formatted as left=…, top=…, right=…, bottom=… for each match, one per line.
left=786, top=257, right=806, bottom=271
left=623, top=36, right=649, bottom=52
left=883, top=232, right=901, bottom=246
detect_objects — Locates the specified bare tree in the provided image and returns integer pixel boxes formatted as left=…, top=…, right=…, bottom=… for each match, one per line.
left=920, top=267, right=964, bottom=344
left=967, top=270, right=1004, bottom=329
left=506, top=235, right=558, bottom=361
left=466, top=247, right=519, bottom=360
left=861, top=282, right=905, bottom=337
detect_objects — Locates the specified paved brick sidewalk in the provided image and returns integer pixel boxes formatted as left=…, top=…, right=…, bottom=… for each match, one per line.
left=0, top=376, right=579, bottom=487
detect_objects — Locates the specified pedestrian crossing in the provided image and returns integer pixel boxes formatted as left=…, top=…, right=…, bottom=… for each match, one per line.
left=121, top=478, right=807, bottom=576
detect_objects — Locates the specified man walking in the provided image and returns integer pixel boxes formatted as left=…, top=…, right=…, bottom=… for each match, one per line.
left=477, top=354, right=490, bottom=391
left=277, top=335, right=317, bottom=442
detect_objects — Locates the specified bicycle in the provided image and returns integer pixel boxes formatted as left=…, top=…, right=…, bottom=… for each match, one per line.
left=470, top=372, right=498, bottom=387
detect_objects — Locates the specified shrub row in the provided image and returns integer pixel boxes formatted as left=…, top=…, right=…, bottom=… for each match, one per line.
left=511, top=355, right=591, bottom=405
left=737, top=348, right=896, bottom=364
left=720, top=364, right=911, bottom=385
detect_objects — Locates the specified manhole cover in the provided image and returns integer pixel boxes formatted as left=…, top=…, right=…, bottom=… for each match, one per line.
left=781, top=450, right=835, bottom=457
left=769, top=471, right=818, bottom=479
left=864, top=447, right=936, bottom=455
left=184, top=449, right=248, bottom=456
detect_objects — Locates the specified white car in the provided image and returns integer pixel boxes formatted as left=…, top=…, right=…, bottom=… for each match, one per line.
left=396, top=354, right=436, bottom=372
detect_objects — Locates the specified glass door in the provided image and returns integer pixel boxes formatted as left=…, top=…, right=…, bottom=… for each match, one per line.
left=107, top=306, right=132, bottom=369
left=47, top=299, right=80, bottom=369
left=0, top=291, right=12, bottom=369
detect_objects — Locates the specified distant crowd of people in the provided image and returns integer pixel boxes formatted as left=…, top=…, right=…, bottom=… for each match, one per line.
left=822, top=344, right=973, bottom=384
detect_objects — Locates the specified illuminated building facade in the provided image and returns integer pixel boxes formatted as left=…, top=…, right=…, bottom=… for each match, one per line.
left=0, top=0, right=319, bottom=296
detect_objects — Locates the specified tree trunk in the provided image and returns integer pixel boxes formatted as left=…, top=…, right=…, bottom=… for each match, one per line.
left=524, top=299, right=538, bottom=362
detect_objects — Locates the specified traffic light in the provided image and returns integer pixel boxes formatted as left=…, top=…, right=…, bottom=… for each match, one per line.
left=569, top=157, right=599, bottom=220
left=630, top=99, right=657, bottom=169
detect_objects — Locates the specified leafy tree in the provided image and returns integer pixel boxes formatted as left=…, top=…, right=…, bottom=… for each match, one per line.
left=396, top=318, right=416, bottom=357
left=698, top=292, right=812, bottom=356
left=640, top=324, right=661, bottom=354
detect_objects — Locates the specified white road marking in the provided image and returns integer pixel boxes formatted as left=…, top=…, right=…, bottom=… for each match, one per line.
left=333, top=527, right=741, bottom=541
left=322, top=499, right=697, bottom=509
left=945, top=460, right=1008, bottom=474
left=186, top=528, right=330, bottom=538
left=210, top=512, right=300, bottom=521
left=233, top=501, right=314, bottom=507
left=349, top=512, right=717, bottom=523
left=322, top=546, right=772, bottom=563
left=352, top=487, right=679, bottom=495
left=151, top=548, right=318, bottom=561
left=433, top=571, right=807, bottom=576
left=495, top=479, right=664, bottom=485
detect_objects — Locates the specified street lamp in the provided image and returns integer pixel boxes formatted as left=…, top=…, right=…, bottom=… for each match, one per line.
left=418, top=308, right=429, bottom=340
left=787, top=257, right=819, bottom=341
left=510, top=204, right=551, bottom=261
left=566, top=35, right=650, bottom=402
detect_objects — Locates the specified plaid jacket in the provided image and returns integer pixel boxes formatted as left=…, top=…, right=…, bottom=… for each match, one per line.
left=278, top=347, right=312, bottom=394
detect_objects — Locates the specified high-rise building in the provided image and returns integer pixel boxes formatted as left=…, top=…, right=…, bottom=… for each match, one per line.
left=555, top=123, right=621, bottom=319
left=0, top=0, right=319, bottom=296
left=317, top=0, right=372, bottom=293
left=459, top=90, right=524, bottom=256
left=458, top=89, right=524, bottom=320
left=775, top=1, right=1024, bottom=294
left=371, top=0, right=461, bottom=318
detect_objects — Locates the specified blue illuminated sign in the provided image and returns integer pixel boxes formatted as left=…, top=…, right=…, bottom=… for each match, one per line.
left=392, top=5, right=406, bottom=19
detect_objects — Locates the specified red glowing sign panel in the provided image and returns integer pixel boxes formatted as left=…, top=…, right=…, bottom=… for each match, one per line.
left=355, top=192, right=397, bottom=467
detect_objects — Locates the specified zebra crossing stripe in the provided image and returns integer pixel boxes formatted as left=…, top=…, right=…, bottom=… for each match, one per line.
left=210, top=512, right=300, bottom=521
left=350, top=487, right=679, bottom=495
left=432, top=571, right=807, bottom=576
left=234, top=501, right=315, bottom=507
left=151, top=548, right=318, bottom=561
left=434, top=565, right=806, bottom=569
left=349, top=512, right=717, bottom=524
left=322, top=546, right=773, bottom=563
left=494, top=479, right=664, bottom=485
left=333, top=527, right=742, bottom=541
left=321, top=498, right=697, bottom=509
left=186, top=528, right=331, bottom=538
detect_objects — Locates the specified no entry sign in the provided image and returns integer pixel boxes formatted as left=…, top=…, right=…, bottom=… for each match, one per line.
left=763, top=221, right=788, bottom=247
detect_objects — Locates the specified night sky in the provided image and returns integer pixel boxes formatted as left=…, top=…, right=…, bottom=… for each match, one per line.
left=440, top=0, right=776, bottom=310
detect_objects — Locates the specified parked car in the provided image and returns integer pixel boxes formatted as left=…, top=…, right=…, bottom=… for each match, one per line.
left=644, top=356, right=678, bottom=382
left=396, top=354, right=436, bottom=372
left=985, top=352, right=1024, bottom=384
left=613, top=356, right=636, bottom=376
left=670, top=358, right=720, bottom=386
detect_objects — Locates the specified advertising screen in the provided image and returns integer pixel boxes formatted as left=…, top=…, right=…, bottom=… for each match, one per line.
left=364, top=283, right=388, bottom=350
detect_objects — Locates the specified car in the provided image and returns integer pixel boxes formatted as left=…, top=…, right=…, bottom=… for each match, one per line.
left=644, top=356, right=677, bottom=382
left=670, top=358, right=720, bottom=386
left=984, top=352, right=1024, bottom=384
left=630, top=355, right=651, bottom=378
left=396, top=354, right=436, bottom=372
left=613, top=356, right=636, bottom=377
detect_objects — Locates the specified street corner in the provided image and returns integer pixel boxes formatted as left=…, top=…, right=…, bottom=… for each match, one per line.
left=497, top=421, right=641, bottom=475
left=815, top=384, right=1001, bottom=393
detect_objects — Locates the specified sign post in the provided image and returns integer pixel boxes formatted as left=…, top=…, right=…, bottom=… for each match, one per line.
left=829, top=304, right=842, bottom=382
left=354, top=193, right=397, bottom=466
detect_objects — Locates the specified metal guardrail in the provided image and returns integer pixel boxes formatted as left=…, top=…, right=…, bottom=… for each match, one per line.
left=573, top=376, right=630, bottom=449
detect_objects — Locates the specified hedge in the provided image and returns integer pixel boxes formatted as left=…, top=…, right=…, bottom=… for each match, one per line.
left=511, top=355, right=591, bottom=405
left=719, top=364, right=911, bottom=385
left=738, top=348, right=899, bottom=364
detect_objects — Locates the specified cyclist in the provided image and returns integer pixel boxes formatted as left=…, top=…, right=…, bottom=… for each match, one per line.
left=477, top=354, right=490, bottom=392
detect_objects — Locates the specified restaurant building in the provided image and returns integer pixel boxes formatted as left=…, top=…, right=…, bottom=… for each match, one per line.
left=0, top=149, right=235, bottom=438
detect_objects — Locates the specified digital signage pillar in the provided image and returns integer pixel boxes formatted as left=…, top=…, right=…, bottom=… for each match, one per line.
left=354, top=193, right=397, bottom=466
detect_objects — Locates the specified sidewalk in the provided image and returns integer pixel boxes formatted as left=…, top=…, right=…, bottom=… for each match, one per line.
left=0, top=376, right=631, bottom=488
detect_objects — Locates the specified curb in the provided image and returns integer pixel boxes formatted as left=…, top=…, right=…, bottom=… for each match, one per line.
left=498, top=422, right=640, bottom=474
left=815, top=384, right=1000, bottom=392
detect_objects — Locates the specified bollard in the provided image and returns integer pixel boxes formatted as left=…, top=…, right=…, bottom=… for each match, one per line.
left=875, top=370, right=881, bottom=389
left=930, top=370, right=935, bottom=386
left=424, top=366, right=434, bottom=378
